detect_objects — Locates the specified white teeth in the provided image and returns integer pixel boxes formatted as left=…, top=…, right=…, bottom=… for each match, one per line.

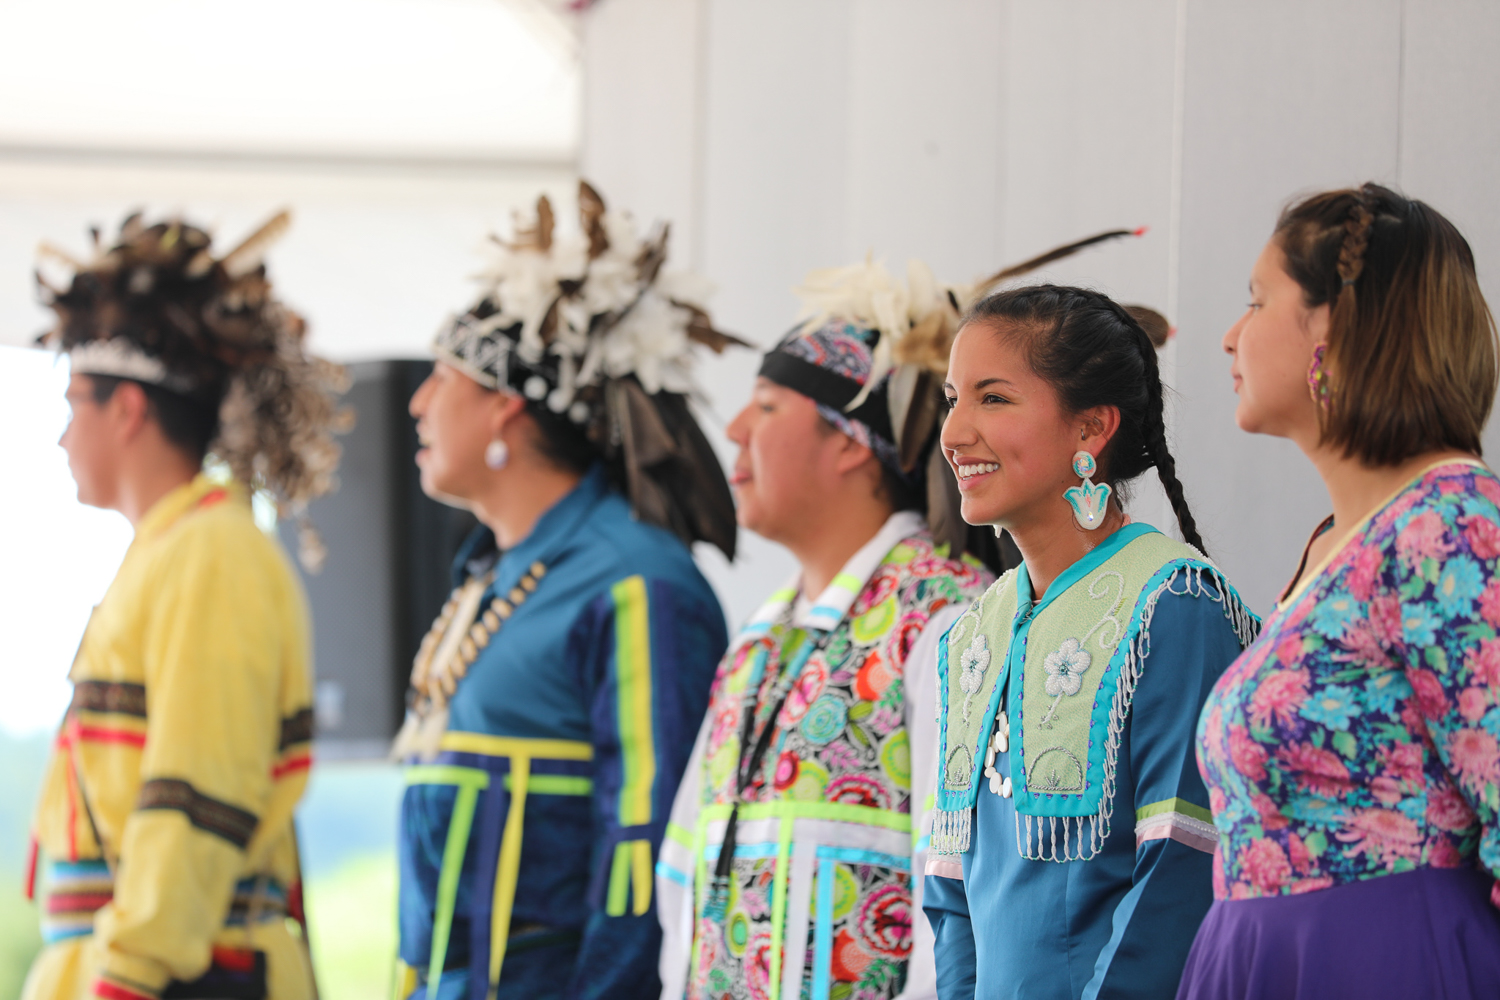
left=956, top=462, right=999, bottom=479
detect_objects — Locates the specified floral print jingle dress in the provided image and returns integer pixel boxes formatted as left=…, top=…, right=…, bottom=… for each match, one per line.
left=1180, top=461, right=1500, bottom=1000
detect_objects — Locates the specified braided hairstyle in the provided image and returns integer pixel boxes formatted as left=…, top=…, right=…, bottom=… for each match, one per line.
left=1275, top=182, right=1497, bottom=465
left=964, top=284, right=1206, bottom=554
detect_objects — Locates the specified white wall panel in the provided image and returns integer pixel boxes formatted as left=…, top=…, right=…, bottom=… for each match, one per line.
left=1398, top=0, right=1500, bottom=457
left=843, top=0, right=1006, bottom=279
left=580, top=0, right=706, bottom=265
left=1173, top=0, right=1403, bottom=609
left=999, top=0, right=1178, bottom=304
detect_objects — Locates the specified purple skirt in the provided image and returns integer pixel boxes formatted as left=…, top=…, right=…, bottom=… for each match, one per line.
left=1177, top=866, right=1500, bottom=1000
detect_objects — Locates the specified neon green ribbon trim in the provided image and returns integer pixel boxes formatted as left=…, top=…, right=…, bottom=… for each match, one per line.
left=613, top=576, right=658, bottom=827
left=405, top=764, right=490, bottom=788
left=1136, top=797, right=1213, bottom=824
left=768, top=815, right=794, bottom=1000
left=831, top=572, right=864, bottom=592
left=607, top=840, right=633, bottom=916
left=699, top=800, right=911, bottom=832
left=503, top=773, right=591, bottom=795
left=421, top=766, right=489, bottom=989
left=605, top=838, right=655, bottom=917
left=665, top=821, right=693, bottom=850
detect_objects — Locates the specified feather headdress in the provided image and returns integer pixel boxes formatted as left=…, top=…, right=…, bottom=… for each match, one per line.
left=36, top=211, right=350, bottom=570
left=433, top=180, right=749, bottom=559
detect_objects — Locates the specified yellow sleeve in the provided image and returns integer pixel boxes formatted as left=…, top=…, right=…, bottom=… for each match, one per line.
left=92, top=515, right=302, bottom=997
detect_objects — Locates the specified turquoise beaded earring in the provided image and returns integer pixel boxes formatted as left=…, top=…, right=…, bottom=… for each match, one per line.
left=1064, top=450, right=1110, bottom=531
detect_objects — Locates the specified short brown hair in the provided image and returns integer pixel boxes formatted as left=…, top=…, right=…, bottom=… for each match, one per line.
left=1276, top=182, right=1498, bottom=465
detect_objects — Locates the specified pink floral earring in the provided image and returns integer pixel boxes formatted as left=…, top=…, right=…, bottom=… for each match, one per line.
left=1307, top=343, right=1330, bottom=407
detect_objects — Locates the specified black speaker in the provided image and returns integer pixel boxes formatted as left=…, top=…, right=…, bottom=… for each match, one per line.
left=279, top=359, right=477, bottom=758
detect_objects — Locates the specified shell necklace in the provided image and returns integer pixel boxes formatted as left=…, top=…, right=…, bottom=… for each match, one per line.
left=391, top=560, right=547, bottom=760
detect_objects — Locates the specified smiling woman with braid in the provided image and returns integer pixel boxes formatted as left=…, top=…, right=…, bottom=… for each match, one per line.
left=924, top=286, right=1258, bottom=999
left=1180, top=185, right=1500, bottom=999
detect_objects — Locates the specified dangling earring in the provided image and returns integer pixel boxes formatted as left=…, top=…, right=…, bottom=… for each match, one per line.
left=484, top=439, right=509, bottom=470
left=1307, top=343, right=1330, bottom=408
left=1063, top=450, right=1111, bottom=531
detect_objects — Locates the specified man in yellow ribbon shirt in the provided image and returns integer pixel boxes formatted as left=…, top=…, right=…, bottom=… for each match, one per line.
left=22, top=212, right=346, bottom=1000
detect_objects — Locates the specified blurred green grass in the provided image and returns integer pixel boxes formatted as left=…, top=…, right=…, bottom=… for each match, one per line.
left=306, top=852, right=399, bottom=1000
left=0, top=879, right=42, bottom=1000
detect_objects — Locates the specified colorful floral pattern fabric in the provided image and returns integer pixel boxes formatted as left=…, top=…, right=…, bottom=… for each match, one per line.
left=690, top=533, right=989, bottom=1000
left=1198, top=463, right=1500, bottom=900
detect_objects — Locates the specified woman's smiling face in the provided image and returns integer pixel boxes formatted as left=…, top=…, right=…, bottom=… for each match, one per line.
left=940, top=321, right=1092, bottom=531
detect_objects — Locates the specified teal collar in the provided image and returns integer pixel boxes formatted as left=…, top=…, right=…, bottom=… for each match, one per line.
left=1013, top=522, right=1156, bottom=622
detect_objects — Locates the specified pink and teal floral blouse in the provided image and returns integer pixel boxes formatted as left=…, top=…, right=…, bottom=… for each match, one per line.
left=1198, top=461, right=1500, bottom=901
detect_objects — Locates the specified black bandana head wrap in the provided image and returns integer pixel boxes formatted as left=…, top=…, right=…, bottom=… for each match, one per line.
left=758, top=318, right=902, bottom=473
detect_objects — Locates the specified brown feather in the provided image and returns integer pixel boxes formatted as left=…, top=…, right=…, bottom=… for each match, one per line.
left=219, top=209, right=292, bottom=279
left=674, top=301, right=754, bottom=353
left=974, top=228, right=1141, bottom=295
left=578, top=180, right=610, bottom=259
left=1124, top=304, right=1171, bottom=349
left=890, top=366, right=942, bottom=475
left=635, top=223, right=670, bottom=286
left=893, top=308, right=957, bottom=375
left=512, top=195, right=555, bottom=253
left=36, top=241, right=86, bottom=271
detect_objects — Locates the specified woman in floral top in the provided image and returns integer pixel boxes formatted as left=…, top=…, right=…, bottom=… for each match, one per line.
left=1181, top=183, right=1500, bottom=998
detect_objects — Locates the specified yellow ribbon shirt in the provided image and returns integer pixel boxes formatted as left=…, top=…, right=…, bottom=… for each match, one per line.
left=24, top=474, right=316, bottom=1000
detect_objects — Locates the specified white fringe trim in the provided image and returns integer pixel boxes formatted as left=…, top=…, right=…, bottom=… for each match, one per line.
left=1015, top=564, right=1258, bottom=862
left=930, top=807, right=972, bottom=856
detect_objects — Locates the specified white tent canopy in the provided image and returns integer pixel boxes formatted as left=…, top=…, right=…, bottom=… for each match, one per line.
left=0, top=0, right=578, bottom=161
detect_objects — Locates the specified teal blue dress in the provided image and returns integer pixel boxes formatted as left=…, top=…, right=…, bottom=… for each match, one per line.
left=924, top=525, right=1253, bottom=999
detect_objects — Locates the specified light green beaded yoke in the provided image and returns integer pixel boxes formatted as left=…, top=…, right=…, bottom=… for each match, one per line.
left=932, top=525, right=1258, bottom=861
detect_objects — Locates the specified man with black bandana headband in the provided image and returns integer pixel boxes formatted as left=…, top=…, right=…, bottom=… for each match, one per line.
left=654, top=257, right=999, bottom=1000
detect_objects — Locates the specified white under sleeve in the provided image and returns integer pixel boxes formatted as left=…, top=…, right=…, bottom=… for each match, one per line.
left=895, top=601, right=966, bottom=1000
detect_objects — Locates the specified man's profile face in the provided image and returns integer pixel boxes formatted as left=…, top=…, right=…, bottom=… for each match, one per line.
left=60, top=373, right=121, bottom=509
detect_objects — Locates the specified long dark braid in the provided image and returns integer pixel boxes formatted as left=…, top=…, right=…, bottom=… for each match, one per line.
left=964, top=283, right=1208, bottom=555
left=1087, top=293, right=1207, bottom=554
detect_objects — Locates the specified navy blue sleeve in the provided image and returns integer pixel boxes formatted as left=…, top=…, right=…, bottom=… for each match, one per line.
left=1084, top=583, right=1242, bottom=1000
left=565, top=576, right=727, bottom=1000
left=924, top=871, right=978, bottom=1000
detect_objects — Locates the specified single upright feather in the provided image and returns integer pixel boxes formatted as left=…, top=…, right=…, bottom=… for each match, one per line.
left=512, top=195, right=555, bottom=253
left=579, top=181, right=610, bottom=259
left=219, top=209, right=293, bottom=279
left=35, top=241, right=86, bottom=271
left=972, top=226, right=1146, bottom=297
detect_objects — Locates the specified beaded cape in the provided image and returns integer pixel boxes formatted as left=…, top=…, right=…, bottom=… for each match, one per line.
left=932, top=526, right=1259, bottom=861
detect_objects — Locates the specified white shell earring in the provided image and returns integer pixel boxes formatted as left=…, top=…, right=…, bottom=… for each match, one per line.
left=1063, top=450, right=1110, bottom=531
left=484, top=439, right=509, bottom=470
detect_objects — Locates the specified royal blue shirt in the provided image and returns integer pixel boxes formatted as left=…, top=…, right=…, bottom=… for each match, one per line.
left=398, top=466, right=727, bottom=1000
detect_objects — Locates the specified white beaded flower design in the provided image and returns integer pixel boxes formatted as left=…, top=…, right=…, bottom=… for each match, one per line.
left=1043, top=638, right=1092, bottom=698
left=959, top=633, right=990, bottom=695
